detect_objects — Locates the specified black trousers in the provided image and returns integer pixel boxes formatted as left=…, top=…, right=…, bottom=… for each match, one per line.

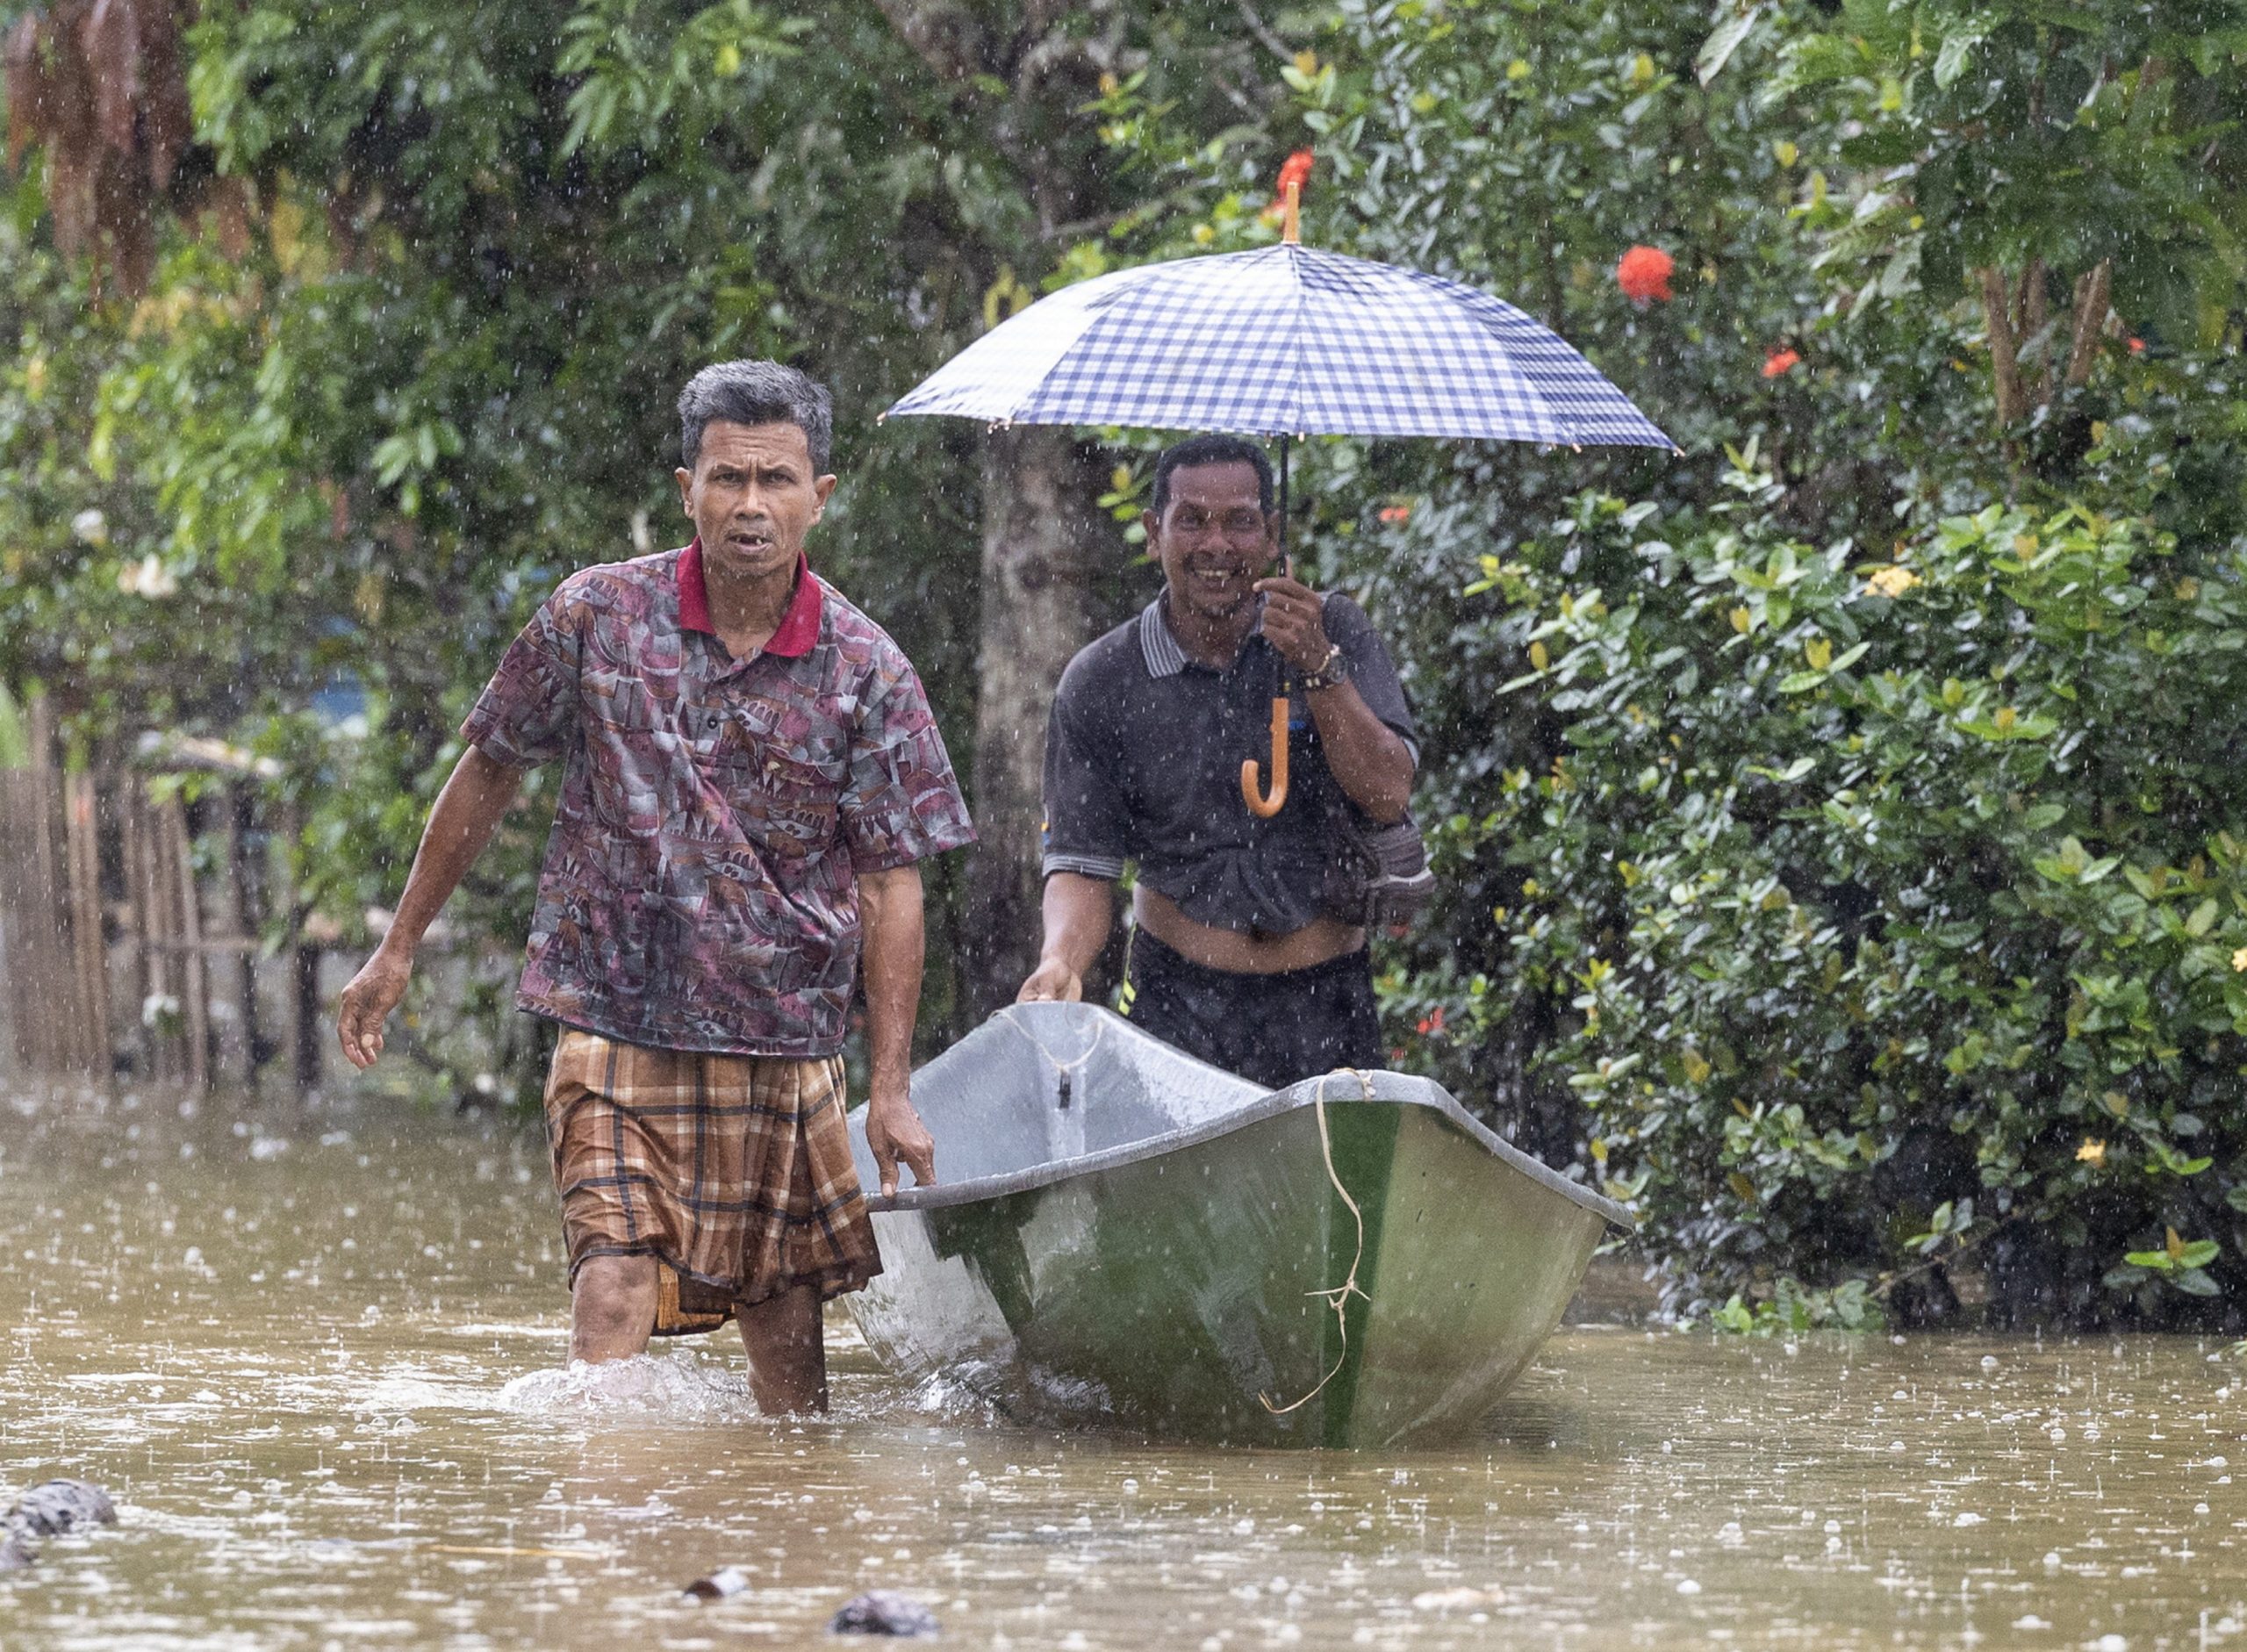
left=1121, top=929, right=1384, bottom=1090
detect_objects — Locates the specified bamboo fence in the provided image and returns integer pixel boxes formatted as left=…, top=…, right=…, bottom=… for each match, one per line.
left=0, top=698, right=317, bottom=1093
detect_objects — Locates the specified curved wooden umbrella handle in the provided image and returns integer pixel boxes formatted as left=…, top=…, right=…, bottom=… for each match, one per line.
left=1240, top=695, right=1290, bottom=818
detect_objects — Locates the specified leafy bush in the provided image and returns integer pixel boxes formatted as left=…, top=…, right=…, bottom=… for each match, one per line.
left=1073, top=0, right=2247, bottom=1328
left=1455, top=451, right=2247, bottom=1325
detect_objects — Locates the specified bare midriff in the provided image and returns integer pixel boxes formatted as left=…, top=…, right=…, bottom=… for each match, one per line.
left=1131, top=884, right=1365, bottom=975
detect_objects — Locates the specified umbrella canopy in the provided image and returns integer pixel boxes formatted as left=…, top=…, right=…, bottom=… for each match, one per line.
left=884, top=241, right=1674, bottom=451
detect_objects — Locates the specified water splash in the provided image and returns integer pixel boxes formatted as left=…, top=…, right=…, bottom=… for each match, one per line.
left=497, top=1350, right=757, bottom=1425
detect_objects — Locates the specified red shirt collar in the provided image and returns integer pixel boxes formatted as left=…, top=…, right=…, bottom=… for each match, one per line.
left=676, top=538, right=822, bottom=658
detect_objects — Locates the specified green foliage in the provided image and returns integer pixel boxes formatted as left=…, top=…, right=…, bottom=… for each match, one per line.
left=1084, top=0, right=2247, bottom=1325
left=1761, top=0, right=2247, bottom=345
left=7, top=0, right=2247, bottom=1324
left=1695, top=1275, right=1886, bottom=1337
left=1450, top=451, right=2247, bottom=1322
left=0, top=0, right=1302, bottom=1093
left=0, top=681, right=27, bottom=769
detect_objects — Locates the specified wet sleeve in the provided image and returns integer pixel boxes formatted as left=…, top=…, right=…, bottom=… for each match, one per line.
left=1323, top=594, right=1419, bottom=766
left=838, top=649, right=977, bottom=873
left=1039, top=662, right=1131, bottom=883
left=459, top=585, right=582, bottom=768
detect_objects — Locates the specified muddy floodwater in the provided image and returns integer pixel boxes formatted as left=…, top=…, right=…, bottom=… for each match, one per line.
left=2, top=1084, right=2243, bottom=1651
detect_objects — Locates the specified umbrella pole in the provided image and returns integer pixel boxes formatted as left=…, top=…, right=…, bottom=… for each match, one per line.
left=1278, top=435, right=1289, bottom=557
left=1242, top=434, right=1293, bottom=820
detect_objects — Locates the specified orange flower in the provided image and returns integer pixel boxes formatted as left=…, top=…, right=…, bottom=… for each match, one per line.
left=1616, top=245, right=1675, bottom=305
left=1761, top=348, right=1801, bottom=378
left=1276, top=149, right=1315, bottom=199
left=2128, top=336, right=2146, bottom=355
left=1378, top=504, right=1411, bottom=524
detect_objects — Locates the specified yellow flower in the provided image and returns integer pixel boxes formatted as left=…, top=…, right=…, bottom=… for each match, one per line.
left=1866, top=565, right=1921, bottom=598
left=2076, top=1138, right=2106, bottom=1166
left=1805, top=636, right=1833, bottom=670
left=2230, top=946, right=2247, bottom=972
left=1729, top=606, right=1754, bottom=634
left=1293, top=48, right=1320, bottom=75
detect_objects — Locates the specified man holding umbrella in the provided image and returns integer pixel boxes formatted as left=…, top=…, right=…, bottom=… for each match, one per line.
left=889, top=169, right=1670, bottom=1081
left=1017, top=435, right=1423, bottom=1088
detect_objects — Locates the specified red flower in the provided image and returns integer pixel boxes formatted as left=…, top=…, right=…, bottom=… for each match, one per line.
left=1616, top=245, right=1675, bottom=305
left=1415, top=1005, right=1447, bottom=1036
left=2128, top=336, right=2146, bottom=355
left=1378, top=504, right=1411, bottom=524
left=1276, top=149, right=1315, bottom=199
left=1761, top=348, right=1801, bottom=379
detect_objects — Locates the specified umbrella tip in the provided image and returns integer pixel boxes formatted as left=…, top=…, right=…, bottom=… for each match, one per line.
left=1282, top=180, right=1302, bottom=246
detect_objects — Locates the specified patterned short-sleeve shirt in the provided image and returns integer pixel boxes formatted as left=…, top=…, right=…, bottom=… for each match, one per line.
left=462, top=542, right=975, bottom=1058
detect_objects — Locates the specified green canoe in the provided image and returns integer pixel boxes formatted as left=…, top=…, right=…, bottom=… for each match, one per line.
left=844, top=1002, right=1631, bottom=1449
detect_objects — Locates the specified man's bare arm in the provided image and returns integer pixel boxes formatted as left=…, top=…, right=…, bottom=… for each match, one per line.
left=1253, top=574, right=1414, bottom=822
left=1301, top=679, right=1415, bottom=823
left=858, top=863, right=937, bottom=1196
left=1018, top=871, right=1114, bottom=1002
left=336, top=746, right=525, bottom=1068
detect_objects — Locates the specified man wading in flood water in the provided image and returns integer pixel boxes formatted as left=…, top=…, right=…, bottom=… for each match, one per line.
left=1019, top=435, right=1424, bottom=1087
left=335, top=361, right=974, bottom=1411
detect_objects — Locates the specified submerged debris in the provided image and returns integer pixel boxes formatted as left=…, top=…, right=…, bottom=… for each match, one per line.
left=830, top=1590, right=940, bottom=1637
left=683, top=1565, right=751, bottom=1601
left=1, top=1479, right=118, bottom=1569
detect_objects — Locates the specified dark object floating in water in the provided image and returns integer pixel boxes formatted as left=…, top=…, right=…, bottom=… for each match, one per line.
left=2, top=1479, right=118, bottom=1569
left=829, top=1590, right=939, bottom=1637
left=683, top=1565, right=750, bottom=1600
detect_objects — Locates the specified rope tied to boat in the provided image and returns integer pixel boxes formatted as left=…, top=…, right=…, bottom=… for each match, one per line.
left=1259, top=1067, right=1376, bottom=1418
left=991, top=1007, right=1109, bottom=1107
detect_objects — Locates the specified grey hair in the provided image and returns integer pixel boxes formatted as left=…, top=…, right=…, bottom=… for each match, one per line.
left=677, top=360, right=834, bottom=474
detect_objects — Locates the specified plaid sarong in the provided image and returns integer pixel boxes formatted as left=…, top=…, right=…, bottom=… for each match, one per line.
left=543, top=1030, right=882, bottom=1337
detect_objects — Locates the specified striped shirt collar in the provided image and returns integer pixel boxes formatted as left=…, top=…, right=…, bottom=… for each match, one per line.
left=1139, top=593, right=1273, bottom=679
left=1137, top=596, right=1190, bottom=678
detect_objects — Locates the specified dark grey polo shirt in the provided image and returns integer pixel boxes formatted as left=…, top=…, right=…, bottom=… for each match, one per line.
left=1041, top=592, right=1418, bottom=937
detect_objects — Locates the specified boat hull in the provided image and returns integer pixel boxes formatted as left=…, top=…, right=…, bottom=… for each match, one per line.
left=848, top=1074, right=1613, bottom=1448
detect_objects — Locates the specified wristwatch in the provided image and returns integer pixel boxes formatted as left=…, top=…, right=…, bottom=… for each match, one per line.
left=1298, top=643, right=1351, bottom=692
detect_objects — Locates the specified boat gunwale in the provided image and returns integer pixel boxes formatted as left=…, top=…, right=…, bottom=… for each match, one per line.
left=865, top=1016, right=1633, bottom=1231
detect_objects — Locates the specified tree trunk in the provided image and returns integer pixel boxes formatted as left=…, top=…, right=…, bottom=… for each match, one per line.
left=1977, top=265, right=2027, bottom=428
left=960, top=425, right=1109, bottom=1016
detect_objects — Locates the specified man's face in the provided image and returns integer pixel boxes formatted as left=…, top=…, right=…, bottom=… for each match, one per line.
left=674, top=420, right=836, bottom=586
left=1145, top=461, right=1278, bottom=622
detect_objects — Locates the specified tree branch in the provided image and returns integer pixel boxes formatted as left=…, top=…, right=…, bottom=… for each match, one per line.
left=1233, top=0, right=1294, bottom=63
left=2064, top=259, right=2114, bottom=388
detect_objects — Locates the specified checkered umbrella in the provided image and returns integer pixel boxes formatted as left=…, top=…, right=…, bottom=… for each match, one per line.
left=887, top=214, right=1673, bottom=821
left=883, top=241, right=1674, bottom=449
